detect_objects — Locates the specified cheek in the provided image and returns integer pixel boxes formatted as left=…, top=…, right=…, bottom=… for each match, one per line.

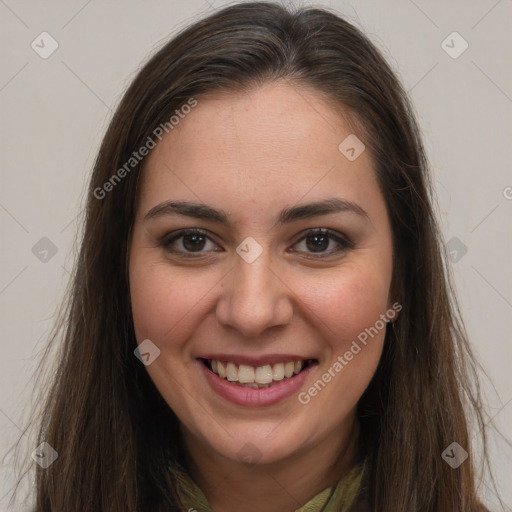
left=129, top=258, right=203, bottom=347
left=294, top=267, right=390, bottom=411
left=300, top=262, right=391, bottom=345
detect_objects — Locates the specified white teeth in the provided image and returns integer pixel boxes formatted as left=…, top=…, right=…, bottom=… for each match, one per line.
left=255, top=365, right=273, bottom=384
left=226, top=362, right=238, bottom=381
left=217, top=361, right=226, bottom=378
left=238, top=364, right=255, bottom=383
left=272, top=362, right=285, bottom=381
left=208, top=358, right=312, bottom=385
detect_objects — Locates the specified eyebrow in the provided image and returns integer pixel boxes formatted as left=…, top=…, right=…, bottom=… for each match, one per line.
left=143, top=198, right=370, bottom=227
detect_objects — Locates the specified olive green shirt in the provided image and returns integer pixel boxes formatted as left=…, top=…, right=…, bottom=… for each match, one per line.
left=169, top=460, right=367, bottom=512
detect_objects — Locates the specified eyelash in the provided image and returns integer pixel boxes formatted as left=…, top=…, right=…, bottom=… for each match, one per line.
left=158, top=228, right=354, bottom=259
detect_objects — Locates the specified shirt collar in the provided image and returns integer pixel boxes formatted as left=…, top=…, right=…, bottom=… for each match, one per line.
left=168, top=458, right=367, bottom=512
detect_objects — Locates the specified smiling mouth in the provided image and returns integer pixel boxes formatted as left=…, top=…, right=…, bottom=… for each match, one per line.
left=200, top=358, right=318, bottom=389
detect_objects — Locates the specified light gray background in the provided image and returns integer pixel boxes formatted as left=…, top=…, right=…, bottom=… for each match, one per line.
left=1, top=0, right=511, bottom=510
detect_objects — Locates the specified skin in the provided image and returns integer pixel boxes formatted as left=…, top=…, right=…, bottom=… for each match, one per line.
left=129, top=81, right=396, bottom=512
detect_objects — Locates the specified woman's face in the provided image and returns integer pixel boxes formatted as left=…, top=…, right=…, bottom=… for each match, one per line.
left=129, top=81, right=395, bottom=466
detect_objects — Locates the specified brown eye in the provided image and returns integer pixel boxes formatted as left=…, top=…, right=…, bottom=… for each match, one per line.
left=159, top=229, right=219, bottom=256
left=181, top=233, right=207, bottom=252
left=304, top=232, right=330, bottom=252
left=292, top=229, right=353, bottom=257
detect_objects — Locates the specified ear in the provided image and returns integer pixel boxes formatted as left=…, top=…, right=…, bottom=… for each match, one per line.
left=385, top=300, right=402, bottom=323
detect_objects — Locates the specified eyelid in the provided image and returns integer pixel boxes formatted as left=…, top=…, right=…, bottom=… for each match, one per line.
left=291, top=227, right=354, bottom=248
left=158, top=228, right=220, bottom=252
left=288, top=227, right=354, bottom=257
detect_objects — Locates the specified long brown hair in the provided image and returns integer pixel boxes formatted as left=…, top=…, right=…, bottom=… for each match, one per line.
left=9, top=2, right=496, bottom=510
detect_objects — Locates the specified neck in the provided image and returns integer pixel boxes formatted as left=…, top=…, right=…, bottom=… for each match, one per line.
left=180, top=411, right=359, bottom=512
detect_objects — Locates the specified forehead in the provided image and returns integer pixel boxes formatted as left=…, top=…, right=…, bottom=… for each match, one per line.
left=138, top=81, right=382, bottom=222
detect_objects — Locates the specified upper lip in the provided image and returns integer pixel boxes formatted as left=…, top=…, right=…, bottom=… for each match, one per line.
left=198, top=354, right=317, bottom=366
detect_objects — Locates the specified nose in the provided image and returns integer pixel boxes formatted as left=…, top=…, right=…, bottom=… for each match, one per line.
left=215, top=251, right=294, bottom=339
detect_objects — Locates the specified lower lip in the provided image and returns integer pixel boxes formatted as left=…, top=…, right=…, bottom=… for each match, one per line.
left=198, top=360, right=316, bottom=407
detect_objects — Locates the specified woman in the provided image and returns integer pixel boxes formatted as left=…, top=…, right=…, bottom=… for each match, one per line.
left=12, top=2, right=496, bottom=511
